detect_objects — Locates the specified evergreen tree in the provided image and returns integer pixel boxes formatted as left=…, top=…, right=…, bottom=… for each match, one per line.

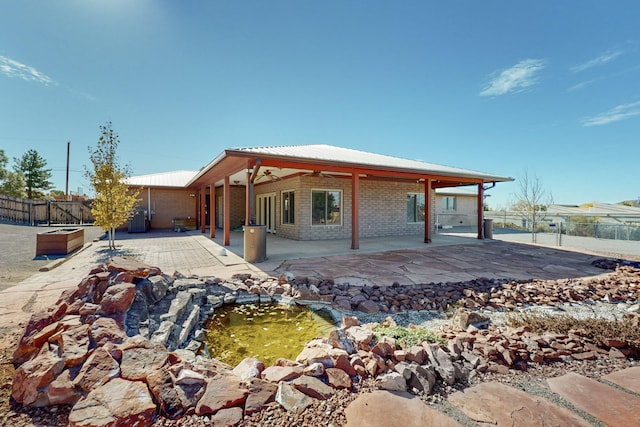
left=13, top=149, right=51, bottom=199
left=0, top=149, right=27, bottom=197
left=85, top=122, right=140, bottom=250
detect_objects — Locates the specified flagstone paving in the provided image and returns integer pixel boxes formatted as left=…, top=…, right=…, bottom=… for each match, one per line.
left=602, top=366, right=640, bottom=394
left=547, top=371, right=640, bottom=427
left=448, top=381, right=591, bottom=427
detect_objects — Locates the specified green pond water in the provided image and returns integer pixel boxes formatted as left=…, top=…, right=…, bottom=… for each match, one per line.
left=203, top=303, right=337, bottom=367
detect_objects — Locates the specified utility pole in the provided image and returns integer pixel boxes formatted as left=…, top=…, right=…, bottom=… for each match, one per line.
left=65, top=141, right=70, bottom=201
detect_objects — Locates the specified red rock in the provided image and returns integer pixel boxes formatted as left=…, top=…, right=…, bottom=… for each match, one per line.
left=68, top=378, right=156, bottom=427
left=90, top=316, right=126, bottom=347
left=244, top=378, right=277, bottom=415
left=120, top=339, right=168, bottom=381
left=12, top=346, right=65, bottom=406
left=345, top=390, right=462, bottom=427
left=73, top=347, right=120, bottom=393
left=326, top=367, right=352, bottom=389
left=47, top=369, right=81, bottom=405
left=99, top=282, right=136, bottom=315
left=609, top=347, right=627, bottom=359
left=372, top=341, right=394, bottom=359
left=12, top=321, right=62, bottom=365
left=79, top=302, right=101, bottom=316
left=333, top=352, right=357, bottom=377
left=341, top=316, right=359, bottom=328
left=346, top=326, right=374, bottom=349
left=53, top=324, right=90, bottom=368
left=195, top=374, right=249, bottom=416
left=146, top=367, right=185, bottom=419
left=210, top=407, right=243, bottom=426
left=357, top=299, right=380, bottom=313
left=275, top=381, right=313, bottom=414
left=292, top=375, right=335, bottom=400
left=106, top=256, right=156, bottom=278
left=261, top=365, right=303, bottom=383
left=65, top=299, right=85, bottom=315
left=296, top=346, right=333, bottom=367
left=13, top=304, right=67, bottom=364
left=405, top=345, right=426, bottom=364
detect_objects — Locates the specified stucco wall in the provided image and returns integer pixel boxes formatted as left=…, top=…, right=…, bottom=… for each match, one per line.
left=435, top=194, right=478, bottom=227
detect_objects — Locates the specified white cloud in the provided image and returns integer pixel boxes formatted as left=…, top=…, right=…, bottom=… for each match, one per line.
left=480, top=59, right=546, bottom=97
left=0, top=55, right=55, bottom=85
left=582, top=101, right=640, bottom=126
left=571, top=50, right=623, bottom=73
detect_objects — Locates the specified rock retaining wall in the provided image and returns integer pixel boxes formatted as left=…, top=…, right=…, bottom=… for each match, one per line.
left=10, top=256, right=640, bottom=426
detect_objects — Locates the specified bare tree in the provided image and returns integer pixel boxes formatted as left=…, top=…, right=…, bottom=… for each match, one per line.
left=511, top=169, right=553, bottom=243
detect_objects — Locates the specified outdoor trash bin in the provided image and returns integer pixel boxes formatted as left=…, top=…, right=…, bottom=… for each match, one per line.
left=244, top=225, right=267, bottom=262
left=483, top=218, right=494, bottom=239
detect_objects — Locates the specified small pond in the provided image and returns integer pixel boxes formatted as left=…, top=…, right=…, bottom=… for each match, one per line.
left=203, top=303, right=337, bottom=367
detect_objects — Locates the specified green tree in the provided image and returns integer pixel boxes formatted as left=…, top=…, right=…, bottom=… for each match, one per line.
left=511, top=169, right=553, bottom=243
left=0, top=149, right=27, bottom=198
left=13, top=149, right=52, bottom=199
left=85, top=122, right=139, bottom=250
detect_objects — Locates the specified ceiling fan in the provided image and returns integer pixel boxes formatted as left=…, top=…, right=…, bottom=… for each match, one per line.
left=302, top=170, right=336, bottom=179
left=254, top=169, right=282, bottom=182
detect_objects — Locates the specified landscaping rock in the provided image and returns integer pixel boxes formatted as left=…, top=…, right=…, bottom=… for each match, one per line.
left=195, top=374, right=249, bottom=416
left=275, top=381, right=314, bottom=414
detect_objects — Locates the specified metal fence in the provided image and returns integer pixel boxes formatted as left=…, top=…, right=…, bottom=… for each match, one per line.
left=484, top=211, right=640, bottom=242
left=0, top=195, right=94, bottom=226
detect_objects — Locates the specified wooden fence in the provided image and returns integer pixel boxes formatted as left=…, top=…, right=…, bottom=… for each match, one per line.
left=0, top=195, right=94, bottom=226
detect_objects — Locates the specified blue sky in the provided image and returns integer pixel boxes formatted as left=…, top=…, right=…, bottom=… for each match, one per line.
left=1, top=1, right=639, bottom=208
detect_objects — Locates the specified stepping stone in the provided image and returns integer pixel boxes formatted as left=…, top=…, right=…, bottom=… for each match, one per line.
left=548, top=372, right=640, bottom=427
left=603, top=366, right=640, bottom=394
left=448, top=382, right=590, bottom=427
left=345, top=390, right=461, bottom=427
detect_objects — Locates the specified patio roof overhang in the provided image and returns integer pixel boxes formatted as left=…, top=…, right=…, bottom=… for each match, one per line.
left=186, top=145, right=513, bottom=190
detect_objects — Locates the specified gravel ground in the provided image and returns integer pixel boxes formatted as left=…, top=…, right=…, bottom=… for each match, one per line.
left=0, top=223, right=104, bottom=291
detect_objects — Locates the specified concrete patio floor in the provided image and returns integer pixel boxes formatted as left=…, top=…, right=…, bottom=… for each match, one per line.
left=0, top=227, right=610, bottom=332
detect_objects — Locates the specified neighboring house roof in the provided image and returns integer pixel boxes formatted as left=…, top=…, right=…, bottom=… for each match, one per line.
left=125, top=170, right=198, bottom=188
left=547, top=203, right=640, bottom=217
left=188, top=144, right=513, bottom=188
left=435, top=186, right=478, bottom=196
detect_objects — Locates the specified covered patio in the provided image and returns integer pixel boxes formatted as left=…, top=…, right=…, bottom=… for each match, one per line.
left=186, top=145, right=512, bottom=253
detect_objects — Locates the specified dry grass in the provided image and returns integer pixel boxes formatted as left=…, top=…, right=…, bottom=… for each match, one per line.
left=507, top=313, right=640, bottom=349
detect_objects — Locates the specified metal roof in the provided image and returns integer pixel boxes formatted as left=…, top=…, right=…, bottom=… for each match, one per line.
left=547, top=203, right=640, bottom=217
left=435, top=186, right=478, bottom=196
left=227, top=144, right=512, bottom=182
left=125, top=170, right=197, bottom=188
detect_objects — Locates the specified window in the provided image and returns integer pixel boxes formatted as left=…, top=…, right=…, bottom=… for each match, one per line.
left=312, top=190, right=341, bottom=225
left=443, top=196, right=457, bottom=212
left=407, top=193, right=425, bottom=222
left=282, top=191, right=295, bottom=224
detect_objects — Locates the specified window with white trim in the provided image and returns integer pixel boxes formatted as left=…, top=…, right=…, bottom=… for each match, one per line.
left=282, top=190, right=295, bottom=224
left=443, top=196, right=457, bottom=212
left=312, top=190, right=341, bottom=225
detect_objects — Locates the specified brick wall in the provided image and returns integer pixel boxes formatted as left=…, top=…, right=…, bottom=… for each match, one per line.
left=253, top=175, right=436, bottom=241
left=137, top=188, right=196, bottom=229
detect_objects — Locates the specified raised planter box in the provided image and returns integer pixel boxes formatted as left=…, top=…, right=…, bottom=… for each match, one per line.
left=173, top=217, right=197, bottom=232
left=36, top=228, right=85, bottom=256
